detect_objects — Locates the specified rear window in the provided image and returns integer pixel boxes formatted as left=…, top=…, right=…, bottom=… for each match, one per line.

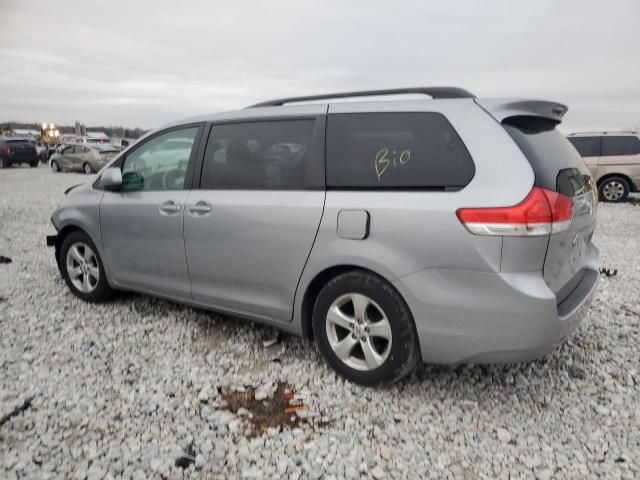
left=326, top=113, right=474, bottom=189
left=503, top=117, right=590, bottom=195
left=601, top=136, right=640, bottom=156
left=568, top=136, right=601, bottom=157
left=6, top=140, right=31, bottom=145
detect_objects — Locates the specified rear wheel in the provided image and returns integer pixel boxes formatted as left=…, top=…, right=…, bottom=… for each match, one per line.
left=51, top=160, right=60, bottom=173
left=599, top=176, right=629, bottom=202
left=30, top=160, right=38, bottom=168
left=83, top=162, right=93, bottom=174
left=60, top=231, right=114, bottom=303
left=312, top=270, right=419, bottom=386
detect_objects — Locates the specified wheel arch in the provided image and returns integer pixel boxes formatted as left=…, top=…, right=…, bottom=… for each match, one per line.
left=597, top=173, right=635, bottom=192
left=299, top=264, right=405, bottom=340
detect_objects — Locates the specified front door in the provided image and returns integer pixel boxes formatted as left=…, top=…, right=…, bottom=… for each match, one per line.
left=184, top=118, right=325, bottom=321
left=100, top=125, right=202, bottom=298
left=59, top=145, right=77, bottom=170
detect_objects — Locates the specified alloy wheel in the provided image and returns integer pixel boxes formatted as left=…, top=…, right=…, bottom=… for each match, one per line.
left=326, top=293, right=392, bottom=371
left=66, top=242, right=100, bottom=293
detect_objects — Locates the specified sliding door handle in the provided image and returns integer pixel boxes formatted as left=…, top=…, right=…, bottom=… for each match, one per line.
left=188, top=202, right=212, bottom=215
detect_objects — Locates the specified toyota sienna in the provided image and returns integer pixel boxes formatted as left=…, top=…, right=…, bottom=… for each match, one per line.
left=47, top=87, right=599, bottom=385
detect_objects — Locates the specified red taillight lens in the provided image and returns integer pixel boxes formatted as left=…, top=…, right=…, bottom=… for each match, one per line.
left=1, top=147, right=10, bottom=156
left=457, top=187, right=573, bottom=236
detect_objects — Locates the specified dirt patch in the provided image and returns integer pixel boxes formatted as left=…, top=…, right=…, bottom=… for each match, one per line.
left=221, top=383, right=304, bottom=437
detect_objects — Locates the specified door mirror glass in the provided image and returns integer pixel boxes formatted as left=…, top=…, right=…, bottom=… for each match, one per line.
left=101, top=168, right=122, bottom=190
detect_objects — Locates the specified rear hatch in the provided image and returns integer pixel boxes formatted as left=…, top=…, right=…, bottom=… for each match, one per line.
left=477, top=99, right=597, bottom=301
left=6, top=139, right=37, bottom=160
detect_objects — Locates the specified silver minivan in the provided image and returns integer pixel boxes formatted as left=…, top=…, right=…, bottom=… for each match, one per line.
left=47, top=87, right=599, bottom=385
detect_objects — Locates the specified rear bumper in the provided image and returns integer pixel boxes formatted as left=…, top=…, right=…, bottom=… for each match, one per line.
left=394, top=264, right=599, bottom=365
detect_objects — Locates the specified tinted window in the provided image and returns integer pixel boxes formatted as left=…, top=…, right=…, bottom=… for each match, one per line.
left=601, top=136, right=640, bottom=156
left=503, top=119, right=589, bottom=194
left=568, top=136, right=600, bottom=157
left=326, top=113, right=474, bottom=188
left=201, top=120, right=315, bottom=189
left=121, top=127, right=198, bottom=191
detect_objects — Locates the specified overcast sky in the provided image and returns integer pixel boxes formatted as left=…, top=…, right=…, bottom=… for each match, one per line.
left=1, top=0, right=639, bottom=132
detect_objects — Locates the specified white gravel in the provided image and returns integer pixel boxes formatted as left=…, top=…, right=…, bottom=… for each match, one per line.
left=1, top=166, right=639, bottom=479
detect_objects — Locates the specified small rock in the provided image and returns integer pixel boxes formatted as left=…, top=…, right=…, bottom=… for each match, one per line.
left=254, top=387, right=268, bottom=401
left=371, top=466, right=385, bottom=479
left=515, top=373, right=530, bottom=386
left=198, top=388, right=209, bottom=403
left=497, top=428, right=511, bottom=443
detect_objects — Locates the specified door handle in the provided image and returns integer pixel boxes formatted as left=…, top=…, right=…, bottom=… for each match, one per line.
left=188, top=201, right=213, bottom=215
left=159, top=201, right=181, bottom=214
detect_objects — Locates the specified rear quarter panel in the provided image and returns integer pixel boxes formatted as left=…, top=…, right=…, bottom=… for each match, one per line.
left=293, top=99, right=536, bottom=326
left=596, top=154, right=640, bottom=189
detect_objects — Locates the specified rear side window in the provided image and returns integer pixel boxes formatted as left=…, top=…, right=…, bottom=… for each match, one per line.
left=503, top=118, right=590, bottom=195
left=568, top=136, right=601, bottom=157
left=601, top=136, right=640, bottom=156
left=201, top=120, right=315, bottom=190
left=326, top=113, right=474, bottom=189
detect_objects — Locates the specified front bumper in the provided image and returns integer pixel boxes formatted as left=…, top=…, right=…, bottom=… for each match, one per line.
left=394, top=266, right=599, bottom=365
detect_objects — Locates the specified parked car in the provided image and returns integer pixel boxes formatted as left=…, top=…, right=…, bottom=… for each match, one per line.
left=47, top=87, right=599, bottom=385
left=39, top=145, right=59, bottom=163
left=49, top=144, right=120, bottom=174
left=0, top=137, right=39, bottom=168
left=568, top=132, right=640, bottom=202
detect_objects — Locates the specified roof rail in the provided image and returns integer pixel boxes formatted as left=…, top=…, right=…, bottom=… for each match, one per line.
left=246, top=87, right=475, bottom=108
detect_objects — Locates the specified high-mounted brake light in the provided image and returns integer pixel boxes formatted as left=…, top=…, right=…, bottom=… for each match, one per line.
left=457, top=187, right=573, bottom=236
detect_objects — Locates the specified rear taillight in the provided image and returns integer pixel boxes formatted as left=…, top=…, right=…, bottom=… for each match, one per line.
left=1, top=147, right=10, bottom=156
left=457, top=187, right=574, bottom=236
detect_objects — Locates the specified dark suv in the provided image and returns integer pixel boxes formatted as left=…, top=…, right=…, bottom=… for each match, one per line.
left=0, top=137, right=39, bottom=168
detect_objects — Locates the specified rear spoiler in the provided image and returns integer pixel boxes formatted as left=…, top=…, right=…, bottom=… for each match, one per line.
left=475, top=98, right=568, bottom=124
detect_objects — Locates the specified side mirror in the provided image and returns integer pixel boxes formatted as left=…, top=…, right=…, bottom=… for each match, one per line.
left=101, top=168, right=122, bottom=190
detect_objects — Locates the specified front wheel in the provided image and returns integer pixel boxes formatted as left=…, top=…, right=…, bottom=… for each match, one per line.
left=312, top=270, right=419, bottom=386
left=51, top=160, right=60, bottom=173
left=60, top=231, right=114, bottom=302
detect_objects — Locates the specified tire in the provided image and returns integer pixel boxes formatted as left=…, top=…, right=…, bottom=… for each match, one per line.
left=312, top=270, right=419, bottom=386
left=599, top=176, right=629, bottom=202
left=0, top=158, right=6, bottom=169
left=30, top=161, right=39, bottom=168
left=83, top=162, right=93, bottom=174
left=51, top=160, right=60, bottom=173
left=60, top=231, right=114, bottom=303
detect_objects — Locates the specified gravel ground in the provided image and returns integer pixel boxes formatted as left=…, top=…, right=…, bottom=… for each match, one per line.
left=1, top=166, right=639, bottom=480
